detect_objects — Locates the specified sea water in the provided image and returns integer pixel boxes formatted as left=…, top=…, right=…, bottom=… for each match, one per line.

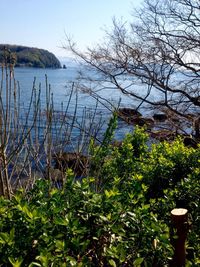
left=13, top=65, right=135, bottom=143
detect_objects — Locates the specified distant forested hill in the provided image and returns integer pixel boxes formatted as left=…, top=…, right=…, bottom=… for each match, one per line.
left=0, top=44, right=61, bottom=68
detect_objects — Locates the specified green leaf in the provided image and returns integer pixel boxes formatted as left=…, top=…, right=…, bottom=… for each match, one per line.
left=54, top=216, right=69, bottom=226
left=109, top=259, right=117, bottom=267
left=0, top=230, right=14, bottom=245
left=133, top=257, right=144, bottom=266
left=105, top=189, right=120, bottom=198
left=9, top=257, right=23, bottom=267
left=66, top=256, right=77, bottom=266
left=99, top=215, right=109, bottom=222
left=28, top=263, right=42, bottom=267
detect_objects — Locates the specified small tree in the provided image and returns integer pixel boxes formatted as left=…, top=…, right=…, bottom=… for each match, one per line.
left=68, top=0, right=200, bottom=137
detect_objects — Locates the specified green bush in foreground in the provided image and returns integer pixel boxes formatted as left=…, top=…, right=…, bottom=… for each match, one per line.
left=0, top=127, right=200, bottom=266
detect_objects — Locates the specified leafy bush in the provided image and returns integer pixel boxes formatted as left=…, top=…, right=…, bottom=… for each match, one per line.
left=0, top=126, right=200, bottom=266
left=0, top=175, right=172, bottom=266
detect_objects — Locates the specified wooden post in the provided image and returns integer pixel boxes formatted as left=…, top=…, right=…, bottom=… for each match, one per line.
left=170, top=208, right=188, bottom=267
left=194, top=116, right=200, bottom=139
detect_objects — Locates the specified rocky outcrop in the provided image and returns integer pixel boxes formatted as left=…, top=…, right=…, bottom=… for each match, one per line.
left=117, top=108, right=141, bottom=119
left=117, top=108, right=154, bottom=128
left=53, top=152, right=89, bottom=178
left=153, top=113, right=168, bottom=122
left=149, top=130, right=176, bottom=141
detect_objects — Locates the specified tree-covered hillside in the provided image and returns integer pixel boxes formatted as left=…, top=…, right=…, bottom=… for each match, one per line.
left=0, top=44, right=61, bottom=68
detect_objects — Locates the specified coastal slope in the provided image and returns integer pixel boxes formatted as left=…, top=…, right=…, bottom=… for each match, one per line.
left=0, top=44, right=61, bottom=68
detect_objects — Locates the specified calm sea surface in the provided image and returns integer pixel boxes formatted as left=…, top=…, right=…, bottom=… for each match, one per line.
left=12, top=66, right=195, bottom=140
left=4, top=65, right=195, bottom=177
left=13, top=66, right=134, bottom=141
left=14, top=66, right=134, bottom=110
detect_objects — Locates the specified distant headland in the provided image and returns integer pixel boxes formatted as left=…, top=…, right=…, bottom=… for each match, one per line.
left=0, top=44, right=61, bottom=69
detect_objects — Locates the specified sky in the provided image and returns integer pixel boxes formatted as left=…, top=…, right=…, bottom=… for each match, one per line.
left=1, top=0, right=142, bottom=58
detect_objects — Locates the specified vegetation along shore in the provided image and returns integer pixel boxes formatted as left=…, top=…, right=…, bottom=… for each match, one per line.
left=0, top=44, right=61, bottom=68
left=0, top=0, right=199, bottom=266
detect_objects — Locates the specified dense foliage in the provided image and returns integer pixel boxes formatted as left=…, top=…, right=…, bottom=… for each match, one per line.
left=0, top=126, right=200, bottom=266
left=0, top=45, right=61, bottom=68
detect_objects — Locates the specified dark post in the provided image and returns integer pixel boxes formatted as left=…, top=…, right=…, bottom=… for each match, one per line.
left=194, top=116, right=200, bottom=139
left=170, top=208, right=188, bottom=267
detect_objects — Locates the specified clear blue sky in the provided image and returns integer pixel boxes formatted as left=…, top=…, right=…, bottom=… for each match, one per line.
left=1, top=0, right=142, bottom=57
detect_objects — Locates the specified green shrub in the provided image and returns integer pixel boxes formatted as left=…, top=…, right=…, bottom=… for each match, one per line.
left=0, top=126, right=200, bottom=266
left=0, top=174, right=172, bottom=266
